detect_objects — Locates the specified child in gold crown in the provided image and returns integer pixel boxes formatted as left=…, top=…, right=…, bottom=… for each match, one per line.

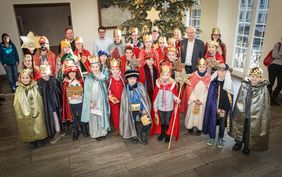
left=231, top=67, right=270, bottom=155
left=151, top=63, right=181, bottom=143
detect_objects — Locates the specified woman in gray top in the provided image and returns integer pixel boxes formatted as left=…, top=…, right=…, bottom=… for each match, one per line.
left=267, top=40, right=282, bottom=106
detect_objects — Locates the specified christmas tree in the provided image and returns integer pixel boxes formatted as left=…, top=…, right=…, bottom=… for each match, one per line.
left=108, top=0, right=197, bottom=39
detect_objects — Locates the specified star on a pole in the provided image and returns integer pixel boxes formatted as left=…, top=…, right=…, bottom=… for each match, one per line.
left=146, top=7, right=160, bottom=23
left=20, top=31, right=41, bottom=50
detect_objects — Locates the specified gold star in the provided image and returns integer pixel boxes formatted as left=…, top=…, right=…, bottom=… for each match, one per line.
left=146, top=7, right=160, bottom=23
left=20, top=31, right=41, bottom=49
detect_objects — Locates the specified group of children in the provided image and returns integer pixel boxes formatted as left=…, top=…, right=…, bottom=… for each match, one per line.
left=13, top=27, right=270, bottom=156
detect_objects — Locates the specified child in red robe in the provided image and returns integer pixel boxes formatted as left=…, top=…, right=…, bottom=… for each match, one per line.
left=108, top=58, right=125, bottom=135
left=151, top=63, right=181, bottom=142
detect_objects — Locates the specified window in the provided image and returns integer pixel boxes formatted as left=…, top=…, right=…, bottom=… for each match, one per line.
left=233, top=0, right=269, bottom=75
left=186, top=0, right=201, bottom=38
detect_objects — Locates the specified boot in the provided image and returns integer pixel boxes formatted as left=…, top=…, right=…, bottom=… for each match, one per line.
left=232, top=141, right=242, bottom=151
left=157, top=125, right=166, bottom=141
left=81, top=123, right=89, bottom=137
left=72, top=128, right=79, bottom=141
left=141, top=132, right=148, bottom=145
left=242, top=146, right=250, bottom=155
left=164, top=135, right=170, bottom=143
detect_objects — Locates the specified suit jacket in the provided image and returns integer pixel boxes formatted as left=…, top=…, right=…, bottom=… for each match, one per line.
left=180, top=38, right=205, bottom=72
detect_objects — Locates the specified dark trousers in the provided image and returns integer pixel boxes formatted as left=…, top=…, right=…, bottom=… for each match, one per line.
left=132, top=111, right=149, bottom=136
left=159, top=110, right=173, bottom=126
left=184, top=65, right=193, bottom=74
left=268, top=63, right=282, bottom=98
left=4, top=64, right=18, bottom=92
left=242, top=118, right=250, bottom=148
left=218, top=116, right=226, bottom=139
left=70, top=103, right=82, bottom=128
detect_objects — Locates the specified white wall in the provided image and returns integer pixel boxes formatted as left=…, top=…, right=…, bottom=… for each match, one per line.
left=0, top=0, right=100, bottom=75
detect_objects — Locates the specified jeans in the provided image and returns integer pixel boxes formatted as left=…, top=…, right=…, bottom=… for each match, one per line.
left=70, top=103, right=83, bottom=128
left=267, top=63, right=282, bottom=99
left=218, top=116, right=226, bottom=139
left=4, top=64, right=18, bottom=92
left=159, top=110, right=173, bottom=126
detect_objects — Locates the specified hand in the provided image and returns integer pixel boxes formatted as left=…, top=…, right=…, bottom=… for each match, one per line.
left=90, top=102, right=96, bottom=109
left=81, top=56, right=86, bottom=63
left=142, top=109, right=147, bottom=115
left=154, top=113, right=159, bottom=125
left=176, top=98, right=181, bottom=104
left=63, top=77, right=70, bottom=83
left=186, top=79, right=191, bottom=86
left=16, top=62, right=19, bottom=67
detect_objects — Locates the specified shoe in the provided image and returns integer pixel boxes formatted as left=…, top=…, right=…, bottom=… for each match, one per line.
left=113, top=129, right=120, bottom=136
left=188, top=129, right=195, bottom=135
left=207, top=138, right=215, bottom=146
left=157, top=125, right=166, bottom=141
left=242, top=147, right=250, bottom=155
left=195, top=130, right=202, bottom=136
left=232, top=142, right=242, bottom=151
left=50, top=132, right=61, bottom=144
left=72, top=128, right=79, bottom=141
left=96, top=137, right=102, bottom=141
left=216, top=138, right=224, bottom=149
left=164, top=135, right=170, bottom=143
left=140, top=132, right=148, bottom=145
left=132, top=137, right=138, bottom=144
left=271, top=99, right=280, bottom=106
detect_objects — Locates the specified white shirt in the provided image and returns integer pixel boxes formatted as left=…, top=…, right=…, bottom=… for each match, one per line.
left=93, top=37, right=113, bottom=56
left=185, top=39, right=195, bottom=66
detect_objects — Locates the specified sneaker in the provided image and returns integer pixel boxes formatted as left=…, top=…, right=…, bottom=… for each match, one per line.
left=216, top=138, right=224, bottom=149
left=207, top=138, right=215, bottom=146
left=242, top=147, right=250, bottom=155
left=232, top=142, right=242, bottom=151
left=50, top=133, right=61, bottom=144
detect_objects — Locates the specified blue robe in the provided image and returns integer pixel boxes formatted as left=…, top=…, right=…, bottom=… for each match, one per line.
left=202, top=77, right=233, bottom=139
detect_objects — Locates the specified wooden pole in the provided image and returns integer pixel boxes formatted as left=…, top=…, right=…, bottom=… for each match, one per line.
left=168, top=84, right=184, bottom=150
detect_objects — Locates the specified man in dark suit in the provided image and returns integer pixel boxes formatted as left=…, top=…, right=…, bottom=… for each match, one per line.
left=180, top=26, right=206, bottom=74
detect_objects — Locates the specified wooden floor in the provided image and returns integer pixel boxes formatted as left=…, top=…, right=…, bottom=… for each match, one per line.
left=0, top=78, right=282, bottom=177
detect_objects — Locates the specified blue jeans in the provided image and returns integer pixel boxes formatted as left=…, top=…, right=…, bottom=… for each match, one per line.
left=4, top=64, right=18, bottom=92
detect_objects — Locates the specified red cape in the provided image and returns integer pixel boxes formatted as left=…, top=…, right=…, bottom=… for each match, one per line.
left=150, top=80, right=180, bottom=141
left=62, top=78, right=84, bottom=122
left=180, top=71, right=211, bottom=114
left=74, top=48, right=91, bottom=72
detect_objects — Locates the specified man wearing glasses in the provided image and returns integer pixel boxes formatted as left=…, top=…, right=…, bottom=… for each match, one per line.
left=93, top=26, right=113, bottom=56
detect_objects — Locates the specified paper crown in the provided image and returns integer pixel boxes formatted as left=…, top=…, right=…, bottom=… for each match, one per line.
left=20, top=68, right=33, bottom=76
left=197, top=58, right=207, bottom=66
left=131, top=27, right=139, bottom=34
left=143, top=34, right=152, bottom=41
left=167, top=38, right=175, bottom=45
left=207, top=40, right=219, bottom=47
left=167, top=47, right=177, bottom=54
left=61, top=53, right=75, bottom=63
left=60, top=39, right=71, bottom=49
left=212, top=27, right=221, bottom=35
left=173, top=28, right=181, bottom=35
left=39, top=64, right=51, bottom=74
left=249, top=67, right=263, bottom=77
left=161, top=62, right=172, bottom=74
left=158, top=36, right=167, bottom=43
left=217, top=63, right=229, bottom=71
left=110, top=58, right=120, bottom=68
left=144, top=52, right=155, bottom=60
left=98, top=50, right=109, bottom=57
left=113, top=29, right=122, bottom=36
left=39, top=36, right=49, bottom=44
left=152, top=26, right=159, bottom=32
left=75, top=36, right=83, bottom=43
left=88, top=55, right=100, bottom=64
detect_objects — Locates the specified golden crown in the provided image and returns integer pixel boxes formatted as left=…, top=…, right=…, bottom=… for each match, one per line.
left=167, top=38, right=175, bottom=45
left=167, top=47, right=177, bottom=54
left=75, top=36, right=83, bottom=43
left=161, top=62, right=172, bottom=74
left=60, top=39, right=71, bottom=49
left=88, top=55, right=100, bottom=64
left=110, top=58, right=120, bottom=68
left=113, top=29, right=122, bottom=37
left=249, top=67, right=263, bottom=77
left=143, top=34, right=152, bottom=42
left=131, top=27, right=139, bottom=34
left=39, top=64, right=51, bottom=74
left=197, top=58, right=207, bottom=66
left=212, top=27, right=221, bottom=35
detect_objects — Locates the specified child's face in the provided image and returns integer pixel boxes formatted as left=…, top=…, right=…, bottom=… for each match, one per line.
left=40, top=71, right=50, bottom=81
left=161, top=72, right=170, bottom=82
left=159, top=41, right=165, bottom=48
left=75, top=43, right=83, bottom=50
left=144, top=39, right=152, bottom=49
left=249, top=74, right=261, bottom=86
left=145, top=58, right=154, bottom=67
left=63, top=47, right=71, bottom=54
left=198, top=65, right=207, bottom=73
left=110, top=67, right=120, bottom=77
left=152, top=32, right=159, bottom=41
left=168, top=52, right=176, bottom=62
left=125, top=49, right=133, bottom=59
left=212, top=34, right=220, bottom=41
left=174, top=32, right=181, bottom=41
left=24, top=55, right=33, bottom=68
left=64, top=59, right=74, bottom=67
left=128, top=77, right=137, bottom=85
left=68, top=71, right=76, bottom=80
left=20, top=73, right=31, bottom=85
left=217, top=69, right=226, bottom=79
left=91, top=63, right=100, bottom=75
left=167, top=43, right=174, bottom=48
left=114, top=34, right=121, bottom=43
left=208, top=44, right=217, bottom=54
left=131, top=32, right=138, bottom=41
left=99, top=55, right=107, bottom=65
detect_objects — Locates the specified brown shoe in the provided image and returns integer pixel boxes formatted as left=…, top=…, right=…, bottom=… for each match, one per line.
left=50, top=132, right=61, bottom=144
left=113, top=129, right=120, bottom=136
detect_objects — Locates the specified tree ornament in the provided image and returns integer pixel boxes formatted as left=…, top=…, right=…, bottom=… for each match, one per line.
left=146, top=7, right=160, bottom=23
left=162, top=1, right=170, bottom=11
